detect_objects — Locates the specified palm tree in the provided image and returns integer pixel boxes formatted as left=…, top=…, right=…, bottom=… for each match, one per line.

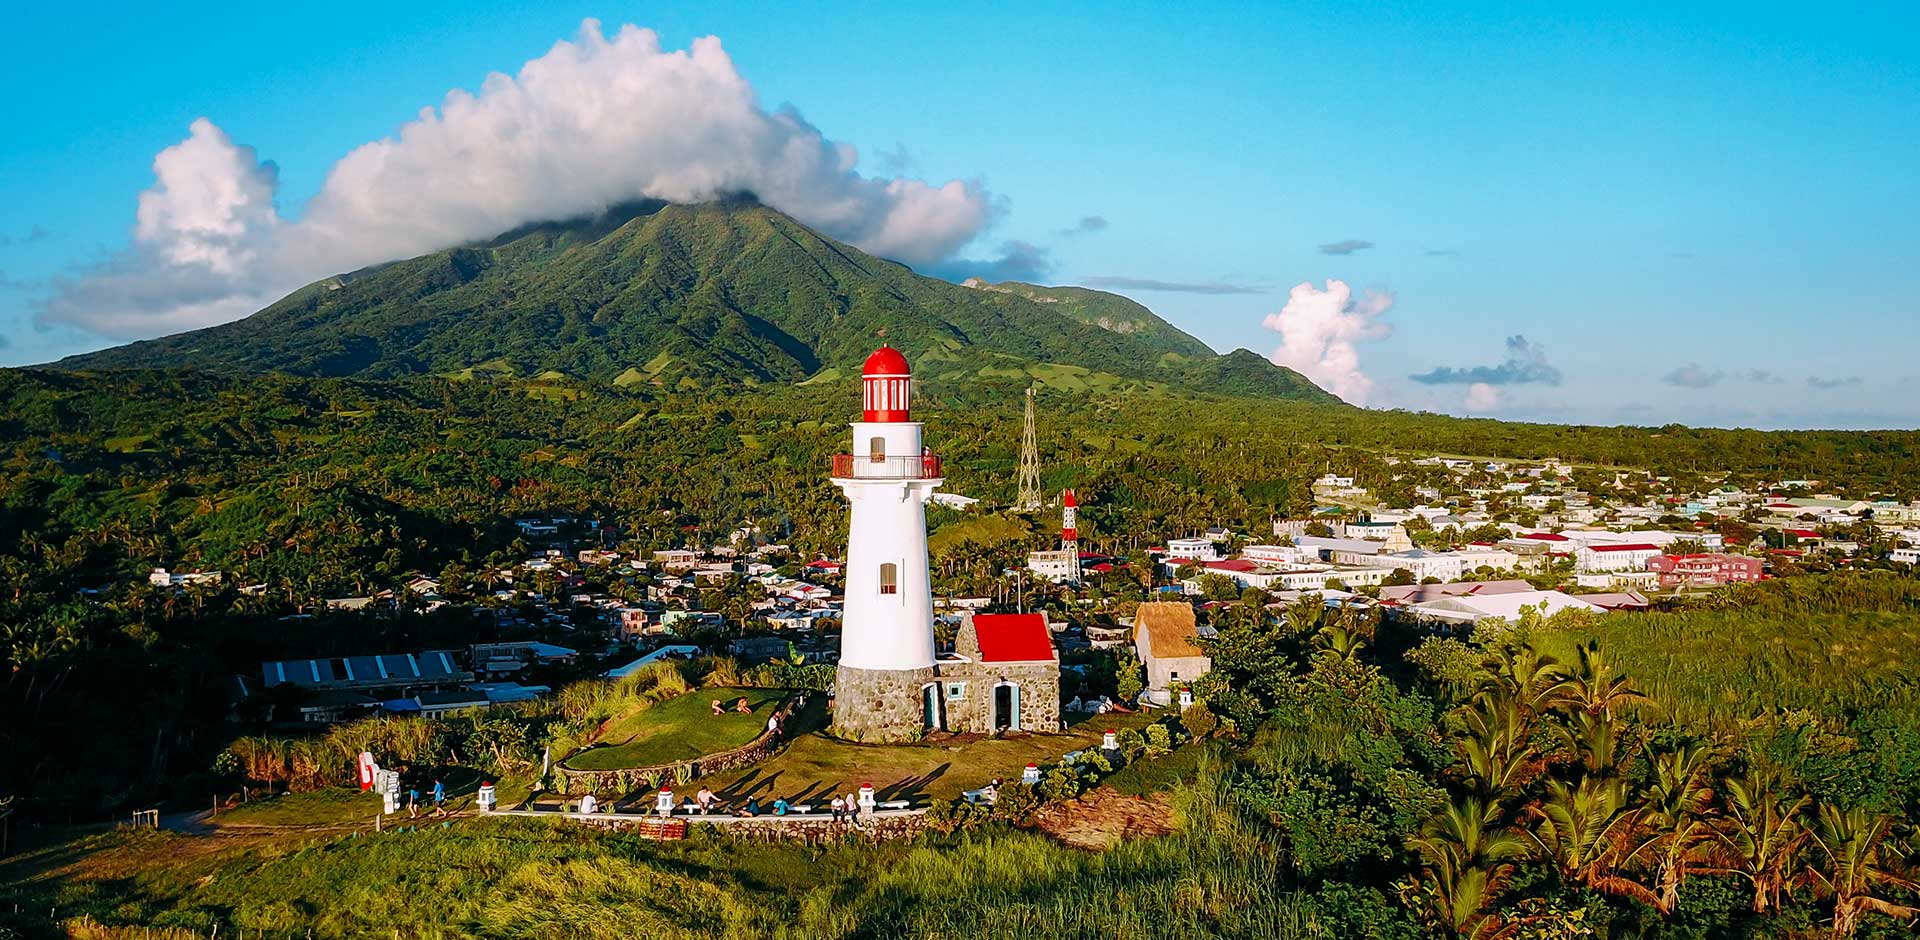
left=1551, top=640, right=1647, bottom=720
left=1409, top=795, right=1533, bottom=938
left=1713, top=762, right=1810, bottom=914
left=1310, top=620, right=1366, bottom=664
left=1525, top=776, right=1649, bottom=904
left=1475, top=642, right=1568, bottom=719
left=1625, top=741, right=1720, bottom=913
left=1803, top=804, right=1919, bottom=938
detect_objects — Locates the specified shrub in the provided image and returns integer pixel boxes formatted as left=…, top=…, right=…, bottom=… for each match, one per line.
left=1144, top=723, right=1173, bottom=758
left=1115, top=727, right=1146, bottom=759
left=1071, top=749, right=1113, bottom=775
left=1115, top=650, right=1145, bottom=703
left=1180, top=700, right=1220, bottom=739
left=925, top=797, right=987, bottom=834
left=1039, top=767, right=1083, bottom=803
left=990, top=782, right=1043, bottom=824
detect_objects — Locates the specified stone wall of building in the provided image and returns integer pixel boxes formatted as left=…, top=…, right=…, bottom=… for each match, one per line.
left=937, top=660, right=1061, bottom=734
left=833, top=664, right=937, bottom=742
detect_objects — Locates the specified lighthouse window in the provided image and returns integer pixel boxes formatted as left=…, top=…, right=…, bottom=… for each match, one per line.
left=869, top=436, right=886, bottom=462
left=879, top=563, right=898, bottom=595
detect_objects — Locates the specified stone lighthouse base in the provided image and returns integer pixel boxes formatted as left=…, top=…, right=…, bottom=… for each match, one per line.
left=833, top=664, right=938, bottom=743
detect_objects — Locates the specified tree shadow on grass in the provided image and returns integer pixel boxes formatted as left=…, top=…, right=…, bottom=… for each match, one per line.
left=877, top=764, right=949, bottom=804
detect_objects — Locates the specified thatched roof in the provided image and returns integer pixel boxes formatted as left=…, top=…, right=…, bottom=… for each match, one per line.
left=1135, top=602, right=1205, bottom=659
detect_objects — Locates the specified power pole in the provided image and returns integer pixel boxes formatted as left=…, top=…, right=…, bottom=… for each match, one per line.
left=1016, top=386, right=1042, bottom=511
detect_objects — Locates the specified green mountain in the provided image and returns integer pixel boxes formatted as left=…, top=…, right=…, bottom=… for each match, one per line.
left=59, top=199, right=1338, bottom=402
left=956, top=279, right=1215, bottom=359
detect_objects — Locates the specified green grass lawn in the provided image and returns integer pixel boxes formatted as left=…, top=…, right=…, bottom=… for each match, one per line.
left=214, top=771, right=540, bottom=827
left=563, top=688, right=783, bottom=771
left=699, top=708, right=1162, bottom=806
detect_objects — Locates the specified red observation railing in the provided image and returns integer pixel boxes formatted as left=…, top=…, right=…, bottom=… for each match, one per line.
left=831, top=453, right=943, bottom=480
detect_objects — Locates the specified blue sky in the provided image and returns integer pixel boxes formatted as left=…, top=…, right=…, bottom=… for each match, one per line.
left=1, top=2, right=1915, bottom=428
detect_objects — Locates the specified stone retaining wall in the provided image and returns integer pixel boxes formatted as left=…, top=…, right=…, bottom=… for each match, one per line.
left=529, top=808, right=927, bottom=843
left=553, top=695, right=794, bottom=796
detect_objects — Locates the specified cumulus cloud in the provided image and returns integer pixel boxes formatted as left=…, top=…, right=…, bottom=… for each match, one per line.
left=1807, top=375, right=1863, bottom=389
left=1464, top=382, right=1502, bottom=412
left=39, top=20, right=998, bottom=338
left=1261, top=279, right=1394, bottom=405
left=930, top=240, right=1053, bottom=283
left=1318, top=239, right=1374, bottom=255
left=1663, top=363, right=1723, bottom=388
left=1410, top=334, right=1563, bottom=386
left=1082, top=275, right=1266, bottom=295
left=1055, top=215, right=1108, bottom=237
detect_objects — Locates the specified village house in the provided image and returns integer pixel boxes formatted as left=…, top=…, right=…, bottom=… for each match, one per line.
left=1646, top=553, right=1764, bottom=588
left=1575, top=543, right=1663, bottom=573
left=934, top=612, right=1062, bottom=733
left=1165, top=537, right=1221, bottom=561
left=1132, top=602, right=1212, bottom=706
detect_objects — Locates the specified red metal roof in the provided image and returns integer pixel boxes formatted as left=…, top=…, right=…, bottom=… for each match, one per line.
left=862, top=345, right=911, bottom=377
left=1205, top=559, right=1261, bottom=572
left=1587, top=543, right=1659, bottom=552
left=972, top=613, right=1054, bottom=663
left=1521, top=532, right=1569, bottom=541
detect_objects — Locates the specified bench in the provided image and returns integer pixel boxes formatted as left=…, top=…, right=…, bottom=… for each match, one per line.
left=877, top=799, right=910, bottom=811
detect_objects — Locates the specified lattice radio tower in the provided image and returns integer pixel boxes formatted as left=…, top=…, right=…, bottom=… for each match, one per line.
left=1015, top=386, right=1042, bottom=511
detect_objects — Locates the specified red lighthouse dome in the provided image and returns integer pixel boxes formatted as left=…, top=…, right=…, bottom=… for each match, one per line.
left=862, top=345, right=912, bottom=422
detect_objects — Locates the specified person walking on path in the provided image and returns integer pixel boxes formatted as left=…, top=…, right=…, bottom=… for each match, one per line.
left=431, top=778, right=448, bottom=817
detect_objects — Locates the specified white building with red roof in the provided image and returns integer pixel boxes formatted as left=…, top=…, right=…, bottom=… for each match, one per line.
left=1575, top=542, right=1663, bottom=573
left=933, top=612, right=1062, bottom=733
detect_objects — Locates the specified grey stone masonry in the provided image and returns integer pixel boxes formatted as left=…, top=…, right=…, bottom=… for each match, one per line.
left=833, top=664, right=937, bottom=742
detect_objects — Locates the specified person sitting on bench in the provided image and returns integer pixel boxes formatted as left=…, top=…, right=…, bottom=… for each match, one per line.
left=695, top=787, right=719, bottom=815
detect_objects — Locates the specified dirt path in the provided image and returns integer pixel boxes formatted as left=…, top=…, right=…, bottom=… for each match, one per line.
left=1034, top=787, right=1175, bottom=850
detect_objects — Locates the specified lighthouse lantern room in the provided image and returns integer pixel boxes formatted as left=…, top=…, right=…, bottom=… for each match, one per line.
left=830, top=345, right=944, bottom=741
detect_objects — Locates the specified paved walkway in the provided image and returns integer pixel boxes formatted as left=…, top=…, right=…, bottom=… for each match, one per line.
left=491, top=805, right=926, bottom=826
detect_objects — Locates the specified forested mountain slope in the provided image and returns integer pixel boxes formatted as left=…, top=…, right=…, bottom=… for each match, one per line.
left=57, top=199, right=1335, bottom=402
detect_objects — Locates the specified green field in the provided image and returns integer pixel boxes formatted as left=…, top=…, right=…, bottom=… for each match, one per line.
left=562, top=688, right=781, bottom=771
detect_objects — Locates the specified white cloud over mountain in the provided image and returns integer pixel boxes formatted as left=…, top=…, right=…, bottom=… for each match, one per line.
left=1261, top=279, right=1394, bottom=405
left=41, top=20, right=996, bottom=338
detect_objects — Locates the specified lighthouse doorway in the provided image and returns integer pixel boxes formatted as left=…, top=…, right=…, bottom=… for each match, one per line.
left=992, top=682, right=1020, bottom=732
left=921, top=683, right=944, bottom=732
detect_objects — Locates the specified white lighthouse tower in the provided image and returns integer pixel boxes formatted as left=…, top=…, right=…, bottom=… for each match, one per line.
left=831, top=345, right=943, bottom=741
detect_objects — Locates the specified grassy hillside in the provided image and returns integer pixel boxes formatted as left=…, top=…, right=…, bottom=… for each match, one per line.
left=959, top=279, right=1216, bottom=358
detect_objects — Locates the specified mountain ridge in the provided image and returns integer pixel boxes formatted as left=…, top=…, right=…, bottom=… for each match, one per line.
left=57, top=199, right=1338, bottom=403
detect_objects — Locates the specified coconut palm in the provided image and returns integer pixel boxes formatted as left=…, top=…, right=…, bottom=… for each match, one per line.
left=1525, top=775, right=1649, bottom=903
left=1550, top=640, right=1647, bottom=720
left=1714, top=762, right=1811, bottom=914
left=1802, top=804, right=1919, bottom=938
left=1625, top=740, right=1720, bottom=913
left=1409, top=795, right=1533, bottom=938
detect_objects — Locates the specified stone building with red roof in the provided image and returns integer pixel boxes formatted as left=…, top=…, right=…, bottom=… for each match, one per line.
left=925, top=611, right=1062, bottom=734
